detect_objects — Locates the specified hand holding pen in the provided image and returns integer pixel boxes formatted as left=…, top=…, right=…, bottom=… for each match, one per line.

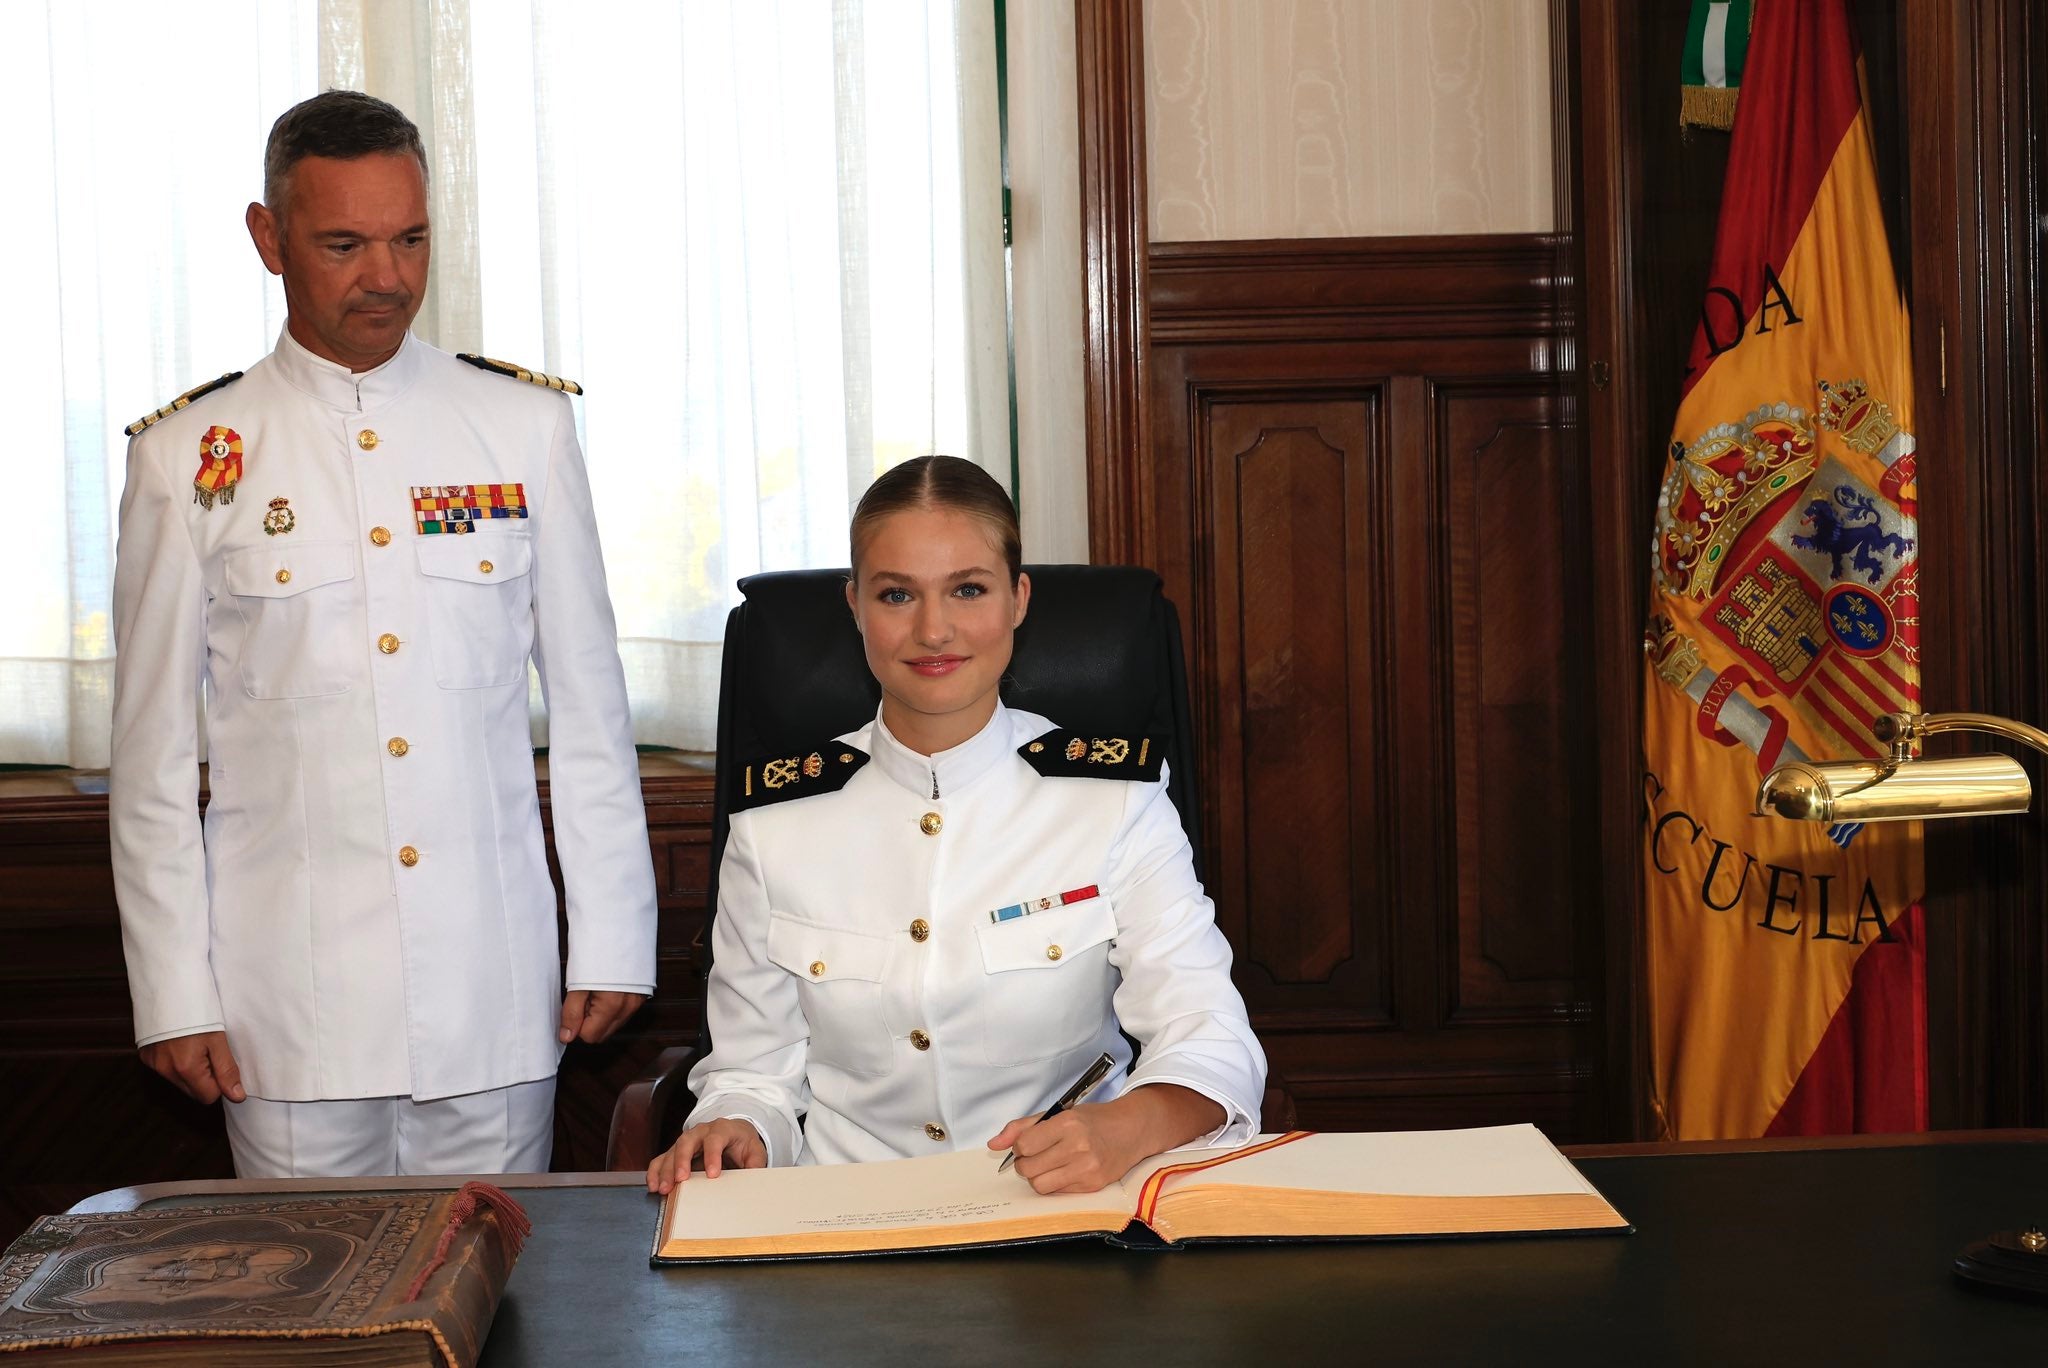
left=996, top=1051, right=1117, bottom=1173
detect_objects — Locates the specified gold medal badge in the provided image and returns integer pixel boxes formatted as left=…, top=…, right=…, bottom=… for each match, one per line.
left=263, top=497, right=295, bottom=536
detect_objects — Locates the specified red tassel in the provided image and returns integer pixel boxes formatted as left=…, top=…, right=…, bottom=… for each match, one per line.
left=402, top=1181, right=533, bottom=1301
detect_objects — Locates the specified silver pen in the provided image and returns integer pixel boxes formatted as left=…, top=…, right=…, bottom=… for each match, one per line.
left=997, top=1051, right=1117, bottom=1173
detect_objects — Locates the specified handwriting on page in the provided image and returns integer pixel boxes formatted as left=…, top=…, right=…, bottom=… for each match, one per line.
left=794, top=1200, right=1010, bottom=1231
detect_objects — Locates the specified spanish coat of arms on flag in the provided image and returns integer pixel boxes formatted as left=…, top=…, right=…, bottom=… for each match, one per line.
left=1643, top=0, right=1925, bottom=1140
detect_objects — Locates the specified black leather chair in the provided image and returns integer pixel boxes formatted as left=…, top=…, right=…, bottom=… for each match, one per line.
left=709, top=564, right=1207, bottom=886
left=604, top=566, right=1288, bottom=1168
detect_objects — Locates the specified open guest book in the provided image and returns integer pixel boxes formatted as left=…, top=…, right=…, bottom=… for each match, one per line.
left=651, top=1124, right=1631, bottom=1263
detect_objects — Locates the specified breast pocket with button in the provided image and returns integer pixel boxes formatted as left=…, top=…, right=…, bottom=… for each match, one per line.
left=971, top=897, right=1120, bottom=1066
left=222, top=540, right=361, bottom=699
left=765, top=914, right=895, bottom=1076
left=414, top=530, right=535, bottom=689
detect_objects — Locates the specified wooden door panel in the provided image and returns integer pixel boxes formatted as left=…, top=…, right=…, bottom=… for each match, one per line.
left=1434, top=383, right=1591, bottom=1024
left=1201, top=396, right=1391, bottom=1026
left=1146, top=239, right=1598, bottom=1135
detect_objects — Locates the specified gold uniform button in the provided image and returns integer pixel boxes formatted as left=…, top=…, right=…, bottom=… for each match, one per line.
left=809, top=960, right=826, bottom=977
left=274, top=568, right=291, bottom=584
left=387, top=737, right=410, bottom=758
left=924, top=1123, right=947, bottom=1142
left=909, top=918, right=930, bottom=943
left=369, top=526, right=392, bottom=547
left=356, top=429, right=380, bottom=451
left=919, top=812, right=943, bottom=836
left=397, top=845, right=419, bottom=867
left=910, top=1029, right=931, bottom=1051
left=1046, top=945, right=1063, bottom=961
left=377, top=633, right=400, bottom=655
left=479, top=560, right=495, bottom=574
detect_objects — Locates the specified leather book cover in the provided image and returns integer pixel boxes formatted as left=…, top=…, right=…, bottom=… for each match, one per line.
left=0, top=1183, right=530, bottom=1366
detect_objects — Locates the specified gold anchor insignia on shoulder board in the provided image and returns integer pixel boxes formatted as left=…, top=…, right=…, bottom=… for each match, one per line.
left=124, top=371, right=245, bottom=437
left=457, top=353, right=583, bottom=395
left=1088, top=738, right=1130, bottom=765
left=761, top=756, right=801, bottom=789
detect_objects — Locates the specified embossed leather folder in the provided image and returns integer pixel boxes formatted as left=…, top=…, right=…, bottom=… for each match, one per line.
left=0, top=1183, right=530, bottom=1365
left=653, top=1124, right=1630, bottom=1263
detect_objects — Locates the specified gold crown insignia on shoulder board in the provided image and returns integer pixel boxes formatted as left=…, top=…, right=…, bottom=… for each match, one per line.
left=1017, top=729, right=1164, bottom=781
left=124, top=372, right=245, bottom=437
left=732, top=745, right=870, bottom=812
left=457, top=353, right=583, bottom=395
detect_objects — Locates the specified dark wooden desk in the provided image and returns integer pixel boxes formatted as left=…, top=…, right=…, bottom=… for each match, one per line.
left=71, top=1134, right=2048, bottom=1365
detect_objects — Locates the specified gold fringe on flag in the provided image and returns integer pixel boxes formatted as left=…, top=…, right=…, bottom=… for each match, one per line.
left=1681, top=83, right=1739, bottom=131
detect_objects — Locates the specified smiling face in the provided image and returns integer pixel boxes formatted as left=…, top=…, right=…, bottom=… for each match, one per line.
left=246, top=151, right=430, bottom=371
left=847, top=504, right=1031, bottom=756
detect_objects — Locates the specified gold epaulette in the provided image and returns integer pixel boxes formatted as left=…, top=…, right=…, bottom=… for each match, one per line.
left=457, top=353, right=583, bottom=395
left=1018, top=729, right=1165, bottom=782
left=732, top=745, right=869, bottom=813
left=124, top=372, right=245, bottom=437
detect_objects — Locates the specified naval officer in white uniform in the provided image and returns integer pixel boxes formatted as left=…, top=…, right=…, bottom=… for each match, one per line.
left=648, top=457, right=1264, bottom=1197
left=110, top=91, right=656, bottom=1178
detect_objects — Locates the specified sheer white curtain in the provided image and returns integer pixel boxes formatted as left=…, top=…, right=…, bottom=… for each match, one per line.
left=3, top=0, right=1005, bottom=764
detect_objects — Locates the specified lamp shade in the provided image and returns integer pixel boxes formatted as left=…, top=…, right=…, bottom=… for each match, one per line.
left=1754, top=753, right=2032, bottom=823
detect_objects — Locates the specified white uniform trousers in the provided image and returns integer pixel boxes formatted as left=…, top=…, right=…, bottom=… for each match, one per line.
left=222, top=1078, right=556, bottom=1178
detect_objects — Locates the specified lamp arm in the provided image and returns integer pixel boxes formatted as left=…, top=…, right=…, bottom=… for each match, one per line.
left=1874, top=710, right=2048, bottom=763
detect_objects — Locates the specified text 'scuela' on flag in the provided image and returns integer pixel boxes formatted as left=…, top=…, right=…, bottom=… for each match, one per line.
left=1644, top=0, right=1926, bottom=1140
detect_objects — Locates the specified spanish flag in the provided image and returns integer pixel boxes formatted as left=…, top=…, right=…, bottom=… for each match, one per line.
left=1643, top=0, right=1924, bottom=1140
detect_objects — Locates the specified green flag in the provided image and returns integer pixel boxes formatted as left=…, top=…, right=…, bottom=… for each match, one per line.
left=1681, top=0, right=1753, bottom=130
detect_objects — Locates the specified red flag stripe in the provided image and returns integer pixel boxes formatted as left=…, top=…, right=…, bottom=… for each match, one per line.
left=1825, top=656, right=1907, bottom=717
left=1681, top=3, right=1864, bottom=395
left=1765, top=905, right=1928, bottom=1136
left=1802, top=679, right=1877, bottom=760
left=1863, top=651, right=1916, bottom=701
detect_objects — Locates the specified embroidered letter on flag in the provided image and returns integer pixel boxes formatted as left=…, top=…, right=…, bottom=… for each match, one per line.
left=1644, top=0, right=1925, bottom=1140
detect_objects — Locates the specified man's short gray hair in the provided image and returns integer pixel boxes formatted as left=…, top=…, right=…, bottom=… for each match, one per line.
left=263, top=90, right=429, bottom=213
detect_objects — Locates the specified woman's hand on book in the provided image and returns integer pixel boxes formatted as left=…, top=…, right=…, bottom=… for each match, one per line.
left=647, top=1118, right=767, bottom=1193
left=989, top=1084, right=1225, bottom=1194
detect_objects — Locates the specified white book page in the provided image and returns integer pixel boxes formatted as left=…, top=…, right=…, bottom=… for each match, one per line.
left=1125, top=1124, right=1599, bottom=1199
left=663, top=1146, right=1132, bottom=1243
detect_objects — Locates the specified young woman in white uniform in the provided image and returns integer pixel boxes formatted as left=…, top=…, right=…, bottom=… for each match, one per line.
left=648, top=457, right=1265, bottom=1196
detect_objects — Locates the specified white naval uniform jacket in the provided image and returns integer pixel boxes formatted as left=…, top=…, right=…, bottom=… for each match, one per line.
left=109, top=330, right=657, bottom=1102
left=685, top=703, right=1266, bottom=1166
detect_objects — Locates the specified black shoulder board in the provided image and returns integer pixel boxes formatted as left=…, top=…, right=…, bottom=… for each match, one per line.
left=1017, top=729, right=1165, bottom=782
left=457, top=353, right=583, bottom=395
left=124, top=371, right=245, bottom=437
left=732, top=744, right=869, bottom=813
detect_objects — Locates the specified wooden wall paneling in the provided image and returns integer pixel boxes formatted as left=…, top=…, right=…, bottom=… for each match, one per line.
left=1075, top=0, right=1153, bottom=566
left=1432, top=379, right=1589, bottom=1024
left=1197, top=389, right=1393, bottom=1030
left=1903, top=0, right=2048, bottom=1129
left=1567, top=0, right=1653, bottom=1141
left=1147, top=238, right=1602, bottom=1141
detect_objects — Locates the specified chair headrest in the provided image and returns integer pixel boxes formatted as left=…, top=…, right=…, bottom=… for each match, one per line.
left=726, top=565, right=1178, bottom=757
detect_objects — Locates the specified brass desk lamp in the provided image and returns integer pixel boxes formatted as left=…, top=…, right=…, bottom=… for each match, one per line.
left=1753, top=711, right=2037, bottom=823
left=1754, top=709, right=2047, bottom=1300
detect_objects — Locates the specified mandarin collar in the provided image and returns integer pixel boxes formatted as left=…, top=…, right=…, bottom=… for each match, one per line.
left=867, top=702, right=1016, bottom=801
left=270, top=326, right=422, bottom=413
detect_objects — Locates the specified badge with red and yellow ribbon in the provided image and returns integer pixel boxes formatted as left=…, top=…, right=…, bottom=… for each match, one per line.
left=193, top=426, right=243, bottom=510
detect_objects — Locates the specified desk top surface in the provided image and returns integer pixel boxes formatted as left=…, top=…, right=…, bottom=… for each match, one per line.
left=76, top=1137, right=2048, bottom=1366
